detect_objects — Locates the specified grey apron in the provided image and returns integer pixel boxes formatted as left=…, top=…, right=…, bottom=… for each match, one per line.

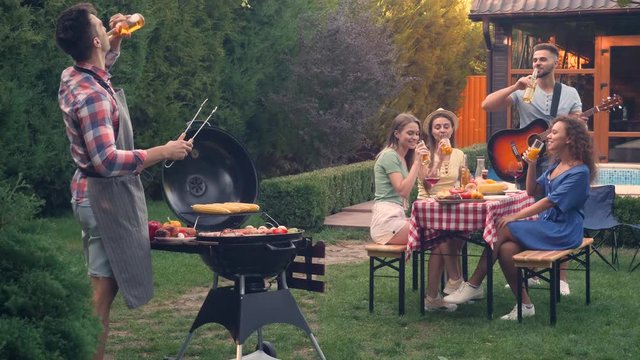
left=87, top=87, right=153, bottom=309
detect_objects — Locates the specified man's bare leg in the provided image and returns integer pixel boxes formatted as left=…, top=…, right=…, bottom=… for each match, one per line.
left=91, top=277, right=118, bottom=360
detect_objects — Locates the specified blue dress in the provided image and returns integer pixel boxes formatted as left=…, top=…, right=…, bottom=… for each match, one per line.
left=508, top=162, right=590, bottom=250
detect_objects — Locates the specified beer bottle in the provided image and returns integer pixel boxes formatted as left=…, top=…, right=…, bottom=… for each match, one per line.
left=108, top=13, right=145, bottom=38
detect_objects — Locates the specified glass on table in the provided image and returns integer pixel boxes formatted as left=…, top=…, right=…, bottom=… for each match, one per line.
left=507, top=161, right=524, bottom=190
left=424, top=167, right=440, bottom=197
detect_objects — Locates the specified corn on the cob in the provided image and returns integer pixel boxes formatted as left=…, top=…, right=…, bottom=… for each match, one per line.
left=191, top=202, right=260, bottom=214
left=224, top=202, right=260, bottom=212
left=191, top=204, right=232, bottom=214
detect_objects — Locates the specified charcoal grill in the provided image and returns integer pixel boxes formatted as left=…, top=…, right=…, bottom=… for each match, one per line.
left=152, top=122, right=326, bottom=360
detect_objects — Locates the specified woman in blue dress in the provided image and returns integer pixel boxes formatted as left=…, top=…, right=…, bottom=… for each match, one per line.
left=443, top=116, right=597, bottom=320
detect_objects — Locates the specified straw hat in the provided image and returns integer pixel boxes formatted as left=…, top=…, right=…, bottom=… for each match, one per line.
left=423, top=108, right=459, bottom=138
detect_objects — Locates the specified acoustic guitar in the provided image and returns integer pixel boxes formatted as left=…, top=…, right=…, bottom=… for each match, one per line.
left=487, top=95, right=623, bottom=182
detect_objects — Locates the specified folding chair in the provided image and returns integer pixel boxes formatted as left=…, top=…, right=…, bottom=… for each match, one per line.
left=627, top=224, right=640, bottom=272
left=583, top=185, right=622, bottom=271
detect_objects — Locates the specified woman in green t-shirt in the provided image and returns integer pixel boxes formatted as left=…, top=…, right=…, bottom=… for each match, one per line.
left=371, top=113, right=428, bottom=244
left=370, top=113, right=457, bottom=312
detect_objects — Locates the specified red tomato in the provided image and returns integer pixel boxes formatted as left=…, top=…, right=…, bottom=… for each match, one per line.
left=272, top=228, right=288, bottom=234
left=460, top=192, right=472, bottom=200
left=148, top=220, right=162, bottom=240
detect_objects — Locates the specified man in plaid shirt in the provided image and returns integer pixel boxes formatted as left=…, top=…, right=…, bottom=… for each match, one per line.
left=56, top=3, right=192, bottom=359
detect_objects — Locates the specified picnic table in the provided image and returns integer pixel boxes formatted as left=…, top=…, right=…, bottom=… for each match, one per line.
left=408, top=191, right=536, bottom=318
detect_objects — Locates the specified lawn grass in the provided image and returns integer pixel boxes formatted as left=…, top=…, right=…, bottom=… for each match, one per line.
left=36, top=200, right=640, bottom=359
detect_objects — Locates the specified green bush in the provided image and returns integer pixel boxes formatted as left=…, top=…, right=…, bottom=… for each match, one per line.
left=0, top=175, right=44, bottom=229
left=0, top=178, right=100, bottom=359
left=259, top=145, right=489, bottom=230
left=259, top=161, right=374, bottom=230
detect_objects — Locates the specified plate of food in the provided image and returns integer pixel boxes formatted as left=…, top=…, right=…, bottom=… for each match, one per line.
left=504, top=189, right=522, bottom=194
left=153, top=236, right=197, bottom=242
left=435, top=198, right=486, bottom=204
left=482, top=191, right=506, bottom=195
left=483, top=195, right=509, bottom=201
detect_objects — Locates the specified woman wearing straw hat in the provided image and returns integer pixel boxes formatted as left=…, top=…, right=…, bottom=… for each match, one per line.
left=417, top=108, right=466, bottom=305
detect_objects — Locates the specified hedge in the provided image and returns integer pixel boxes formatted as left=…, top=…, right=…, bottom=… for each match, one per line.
left=259, top=161, right=375, bottom=230
left=258, top=144, right=490, bottom=230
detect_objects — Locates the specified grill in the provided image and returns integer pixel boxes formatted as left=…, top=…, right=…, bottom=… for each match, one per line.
left=151, top=123, right=325, bottom=360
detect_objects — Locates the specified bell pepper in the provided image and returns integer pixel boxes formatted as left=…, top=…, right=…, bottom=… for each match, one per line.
left=163, top=218, right=182, bottom=227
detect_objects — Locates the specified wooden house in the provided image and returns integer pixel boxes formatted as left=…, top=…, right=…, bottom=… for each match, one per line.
left=470, top=0, right=640, bottom=162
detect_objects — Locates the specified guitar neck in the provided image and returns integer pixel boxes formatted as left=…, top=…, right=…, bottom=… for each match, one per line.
left=538, top=105, right=599, bottom=138
left=582, top=106, right=598, bottom=118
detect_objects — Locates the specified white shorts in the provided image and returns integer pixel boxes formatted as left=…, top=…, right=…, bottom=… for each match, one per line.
left=370, top=201, right=408, bottom=244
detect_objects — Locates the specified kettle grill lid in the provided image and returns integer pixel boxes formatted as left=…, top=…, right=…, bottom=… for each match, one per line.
left=161, top=123, right=258, bottom=230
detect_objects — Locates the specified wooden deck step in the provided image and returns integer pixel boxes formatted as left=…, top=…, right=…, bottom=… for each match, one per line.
left=323, top=201, right=373, bottom=228
left=341, top=201, right=374, bottom=213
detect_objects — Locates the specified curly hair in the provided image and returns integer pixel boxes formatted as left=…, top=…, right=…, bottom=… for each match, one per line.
left=381, top=113, right=421, bottom=170
left=551, top=116, right=597, bottom=183
left=55, top=3, right=98, bottom=62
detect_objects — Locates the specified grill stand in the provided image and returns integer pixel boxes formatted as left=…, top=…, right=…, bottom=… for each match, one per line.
left=166, top=272, right=326, bottom=360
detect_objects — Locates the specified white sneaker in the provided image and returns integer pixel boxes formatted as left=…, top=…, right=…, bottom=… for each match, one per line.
left=442, top=282, right=484, bottom=304
left=443, top=278, right=464, bottom=295
left=559, top=280, right=570, bottom=296
left=500, top=304, right=535, bottom=321
left=504, top=277, right=541, bottom=289
left=425, top=295, right=458, bottom=312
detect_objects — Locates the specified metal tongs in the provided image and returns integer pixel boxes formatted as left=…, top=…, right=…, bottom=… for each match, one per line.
left=164, top=98, right=218, bottom=168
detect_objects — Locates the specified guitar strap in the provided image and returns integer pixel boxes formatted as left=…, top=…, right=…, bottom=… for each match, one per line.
left=550, top=82, right=562, bottom=118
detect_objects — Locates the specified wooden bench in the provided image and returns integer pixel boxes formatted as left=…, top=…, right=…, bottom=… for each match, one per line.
left=512, top=237, right=593, bottom=325
left=365, top=243, right=407, bottom=315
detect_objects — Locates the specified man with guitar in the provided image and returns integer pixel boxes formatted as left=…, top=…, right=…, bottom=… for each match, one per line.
left=483, top=42, right=621, bottom=182
left=482, top=43, right=582, bottom=297
left=482, top=42, right=583, bottom=127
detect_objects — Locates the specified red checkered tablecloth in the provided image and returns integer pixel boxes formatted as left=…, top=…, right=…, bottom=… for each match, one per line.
left=407, top=191, right=536, bottom=253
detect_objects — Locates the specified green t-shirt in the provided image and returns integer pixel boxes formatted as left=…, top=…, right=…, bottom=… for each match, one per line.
left=374, top=148, right=408, bottom=206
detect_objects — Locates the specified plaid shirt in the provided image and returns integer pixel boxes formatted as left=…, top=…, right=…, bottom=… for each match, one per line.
left=58, top=50, right=146, bottom=203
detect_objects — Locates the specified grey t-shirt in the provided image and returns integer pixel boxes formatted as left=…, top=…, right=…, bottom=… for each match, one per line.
left=510, top=83, right=582, bottom=128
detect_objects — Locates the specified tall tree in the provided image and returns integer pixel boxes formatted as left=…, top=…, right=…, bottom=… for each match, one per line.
left=374, top=0, right=485, bottom=122
left=256, top=0, right=401, bottom=175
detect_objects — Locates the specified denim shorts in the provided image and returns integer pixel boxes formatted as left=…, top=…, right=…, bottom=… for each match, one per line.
left=72, top=199, right=114, bottom=278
